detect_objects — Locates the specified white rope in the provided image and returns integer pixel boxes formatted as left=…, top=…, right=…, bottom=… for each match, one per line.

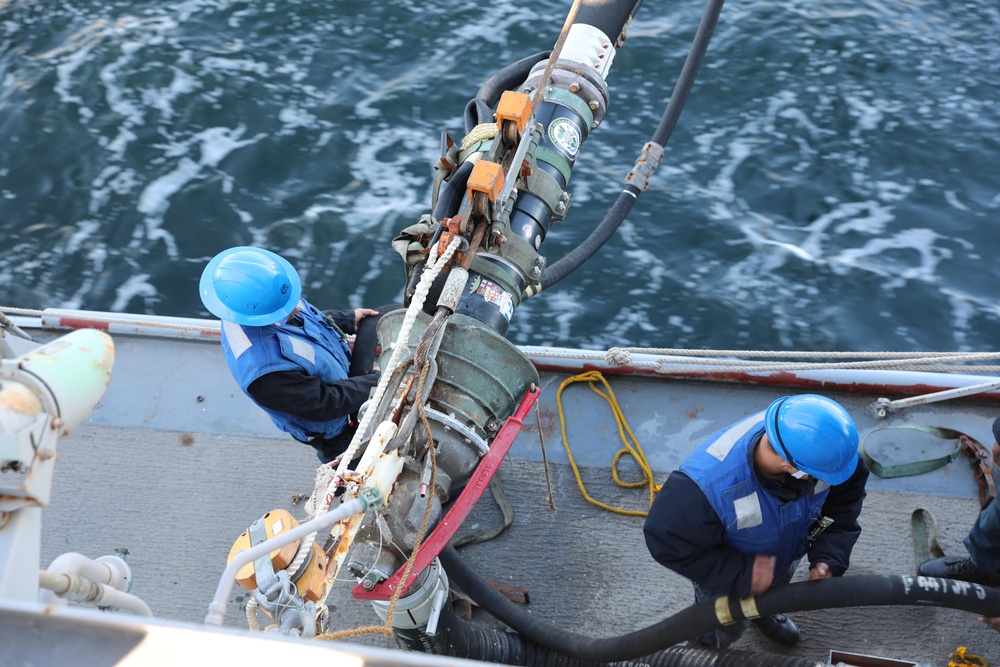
left=461, top=123, right=498, bottom=151
left=305, top=235, right=462, bottom=521
left=649, top=362, right=1000, bottom=374
left=596, top=347, right=1000, bottom=375
left=8, top=303, right=996, bottom=374
left=602, top=346, right=1000, bottom=361
left=246, top=597, right=260, bottom=632
left=288, top=236, right=462, bottom=598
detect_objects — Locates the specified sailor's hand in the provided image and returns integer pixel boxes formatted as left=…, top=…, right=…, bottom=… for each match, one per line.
left=354, top=308, right=379, bottom=328
left=979, top=615, right=1000, bottom=633
left=750, top=554, right=776, bottom=595
left=808, top=562, right=832, bottom=580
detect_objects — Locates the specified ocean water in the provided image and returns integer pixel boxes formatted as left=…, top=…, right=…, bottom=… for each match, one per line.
left=1, top=0, right=998, bottom=353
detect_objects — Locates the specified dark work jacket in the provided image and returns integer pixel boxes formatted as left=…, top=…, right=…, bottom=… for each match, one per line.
left=643, top=426, right=869, bottom=599
left=679, top=417, right=830, bottom=584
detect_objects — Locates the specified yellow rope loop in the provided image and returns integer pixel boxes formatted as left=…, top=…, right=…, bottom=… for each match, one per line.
left=461, top=123, right=498, bottom=151
left=948, top=646, right=987, bottom=667
left=557, top=370, right=662, bottom=517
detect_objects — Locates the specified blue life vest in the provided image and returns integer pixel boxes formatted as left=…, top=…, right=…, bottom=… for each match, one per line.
left=679, top=413, right=829, bottom=580
left=220, top=299, right=353, bottom=441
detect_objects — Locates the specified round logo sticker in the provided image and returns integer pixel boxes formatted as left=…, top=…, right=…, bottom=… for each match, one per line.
left=548, top=118, right=581, bottom=158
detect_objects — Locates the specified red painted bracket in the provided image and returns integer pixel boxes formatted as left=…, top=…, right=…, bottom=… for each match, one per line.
left=352, top=384, right=541, bottom=600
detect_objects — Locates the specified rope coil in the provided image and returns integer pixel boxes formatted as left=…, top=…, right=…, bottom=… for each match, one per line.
left=556, top=370, right=660, bottom=517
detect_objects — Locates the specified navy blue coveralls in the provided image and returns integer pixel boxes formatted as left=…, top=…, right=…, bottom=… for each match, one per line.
left=643, top=413, right=869, bottom=647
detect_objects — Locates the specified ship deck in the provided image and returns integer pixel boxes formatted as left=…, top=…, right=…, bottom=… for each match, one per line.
left=25, top=330, right=1000, bottom=665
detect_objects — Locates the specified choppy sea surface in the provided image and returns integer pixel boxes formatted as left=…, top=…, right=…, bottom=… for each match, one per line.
left=1, top=0, right=998, bottom=353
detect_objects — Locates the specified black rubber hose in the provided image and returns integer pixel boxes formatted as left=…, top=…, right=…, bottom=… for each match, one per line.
left=648, top=0, right=724, bottom=148
left=440, top=545, right=1000, bottom=663
left=433, top=160, right=474, bottom=222
left=575, top=0, right=645, bottom=44
left=465, top=51, right=550, bottom=133
left=526, top=0, right=725, bottom=297
left=396, top=597, right=825, bottom=667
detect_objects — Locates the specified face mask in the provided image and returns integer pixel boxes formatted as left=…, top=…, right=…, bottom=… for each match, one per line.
left=790, top=470, right=809, bottom=480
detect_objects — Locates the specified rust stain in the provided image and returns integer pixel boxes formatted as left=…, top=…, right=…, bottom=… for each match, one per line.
left=0, top=385, right=42, bottom=418
left=523, top=403, right=556, bottom=437
left=686, top=406, right=703, bottom=419
left=323, top=534, right=341, bottom=561
left=180, top=433, right=195, bottom=446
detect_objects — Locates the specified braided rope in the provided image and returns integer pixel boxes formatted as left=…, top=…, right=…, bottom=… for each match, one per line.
left=604, top=346, right=1000, bottom=361
left=557, top=371, right=660, bottom=517
left=306, top=235, right=462, bottom=518
left=295, top=234, right=460, bottom=599
left=315, top=353, right=440, bottom=643
left=292, top=238, right=461, bottom=588
left=597, top=347, right=1000, bottom=375
left=8, top=304, right=996, bottom=374
left=461, top=123, right=498, bottom=151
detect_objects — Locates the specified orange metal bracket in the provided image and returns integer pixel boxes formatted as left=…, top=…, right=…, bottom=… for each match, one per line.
left=496, top=91, right=533, bottom=134
left=467, top=160, right=505, bottom=203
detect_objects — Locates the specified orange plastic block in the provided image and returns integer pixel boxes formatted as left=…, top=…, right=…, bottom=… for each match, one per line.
left=496, top=91, right=533, bottom=133
left=468, top=160, right=505, bottom=202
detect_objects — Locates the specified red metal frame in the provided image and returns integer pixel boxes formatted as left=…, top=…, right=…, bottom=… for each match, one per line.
left=352, top=384, right=540, bottom=600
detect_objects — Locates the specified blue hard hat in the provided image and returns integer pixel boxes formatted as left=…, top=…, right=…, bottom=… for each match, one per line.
left=764, top=394, right=859, bottom=485
left=199, top=246, right=302, bottom=326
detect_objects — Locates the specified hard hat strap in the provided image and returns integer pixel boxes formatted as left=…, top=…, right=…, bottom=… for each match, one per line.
left=770, top=396, right=800, bottom=470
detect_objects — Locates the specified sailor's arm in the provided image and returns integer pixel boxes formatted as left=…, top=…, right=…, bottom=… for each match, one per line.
left=643, top=471, right=759, bottom=598
left=247, top=369, right=379, bottom=420
left=322, top=307, right=379, bottom=335
left=807, top=457, right=870, bottom=577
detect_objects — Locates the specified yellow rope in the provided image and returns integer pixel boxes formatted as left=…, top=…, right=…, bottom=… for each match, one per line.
left=948, top=646, right=987, bottom=667
left=556, top=370, right=661, bottom=517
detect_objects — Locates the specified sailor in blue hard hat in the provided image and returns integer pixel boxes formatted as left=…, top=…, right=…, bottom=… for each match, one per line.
left=199, top=246, right=391, bottom=465
left=644, top=394, right=869, bottom=649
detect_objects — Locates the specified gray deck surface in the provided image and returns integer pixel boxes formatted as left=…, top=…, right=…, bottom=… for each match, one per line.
left=29, top=334, right=1000, bottom=665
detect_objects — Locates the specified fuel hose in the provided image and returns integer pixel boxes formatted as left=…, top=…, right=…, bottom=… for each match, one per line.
left=436, top=544, right=1000, bottom=664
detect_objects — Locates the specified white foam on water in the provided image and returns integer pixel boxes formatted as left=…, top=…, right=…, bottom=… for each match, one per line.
left=195, top=126, right=266, bottom=168
left=64, top=220, right=101, bottom=255
left=831, top=228, right=950, bottom=286
left=339, top=124, right=437, bottom=229
left=133, top=170, right=188, bottom=258
left=110, top=273, right=158, bottom=312
left=2, top=0, right=999, bottom=351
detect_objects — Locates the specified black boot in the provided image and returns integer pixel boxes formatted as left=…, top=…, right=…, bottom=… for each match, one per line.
left=752, top=614, right=800, bottom=645
left=917, top=556, right=999, bottom=585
